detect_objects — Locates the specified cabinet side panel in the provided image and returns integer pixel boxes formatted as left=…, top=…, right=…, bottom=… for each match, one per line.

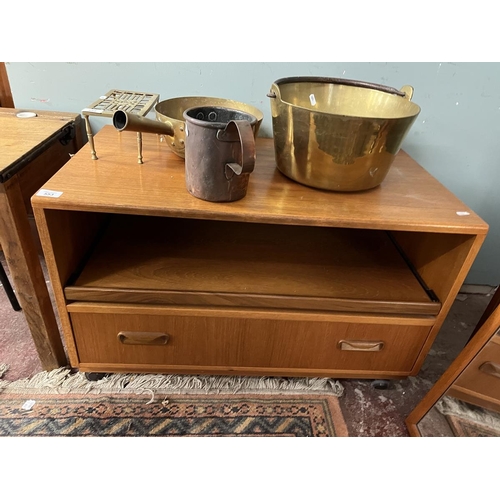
left=392, top=231, right=486, bottom=375
left=391, top=232, right=476, bottom=302
left=33, top=207, right=107, bottom=366
left=18, top=136, right=80, bottom=214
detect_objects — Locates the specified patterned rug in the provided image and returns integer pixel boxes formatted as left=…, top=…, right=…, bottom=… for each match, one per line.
left=0, top=367, right=348, bottom=437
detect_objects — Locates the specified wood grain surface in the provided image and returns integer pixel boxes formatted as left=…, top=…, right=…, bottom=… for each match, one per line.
left=449, top=334, right=500, bottom=412
left=69, top=303, right=432, bottom=377
left=0, top=179, right=67, bottom=368
left=0, top=62, right=14, bottom=108
left=0, top=108, right=80, bottom=173
left=32, top=207, right=107, bottom=366
left=64, top=214, right=439, bottom=314
left=31, top=126, right=488, bottom=234
left=406, top=290, right=500, bottom=434
left=0, top=63, right=14, bottom=108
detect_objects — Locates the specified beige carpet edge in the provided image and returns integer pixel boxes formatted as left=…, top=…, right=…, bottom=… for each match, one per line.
left=0, top=366, right=344, bottom=398
left=436, top=395, right=500, bottom=429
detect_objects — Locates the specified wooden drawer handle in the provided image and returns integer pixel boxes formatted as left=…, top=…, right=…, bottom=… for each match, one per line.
left=479, top=361, right=500, bottom=379
left=338, top=340, right=385, bottom=352
left=118, top=331, right=170, bottom=346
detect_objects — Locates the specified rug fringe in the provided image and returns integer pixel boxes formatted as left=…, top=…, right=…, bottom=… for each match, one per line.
left=436, top=396, right=500, bottom=429
left=0, top=367, right=344, bottom=399
left=0, top=363, right=8, bottom=379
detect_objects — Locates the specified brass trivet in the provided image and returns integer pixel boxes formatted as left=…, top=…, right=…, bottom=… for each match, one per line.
left=82, top=89, right=160, bottom=163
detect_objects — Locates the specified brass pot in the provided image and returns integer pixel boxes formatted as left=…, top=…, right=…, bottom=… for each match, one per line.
left=155, top=96, right=264, bottom=158
left=268, top=76, right=421, bottom=192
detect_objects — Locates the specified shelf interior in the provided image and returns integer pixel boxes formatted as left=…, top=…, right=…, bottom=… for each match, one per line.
left=64, top=214, right=441, bottom=315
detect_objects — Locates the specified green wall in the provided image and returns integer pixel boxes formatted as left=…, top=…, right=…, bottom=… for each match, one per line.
left=6, top=62, right=500, bottom=285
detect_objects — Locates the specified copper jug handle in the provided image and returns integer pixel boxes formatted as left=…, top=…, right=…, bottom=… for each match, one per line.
left=217, top=120, right=256, bottom=177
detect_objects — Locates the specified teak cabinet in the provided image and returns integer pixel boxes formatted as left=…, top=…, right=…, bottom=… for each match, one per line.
left=32, top=126, right=489, bottom=379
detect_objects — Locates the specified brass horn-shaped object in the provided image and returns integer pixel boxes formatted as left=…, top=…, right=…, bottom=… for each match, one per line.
left=113, top=110, right=175, bottom=137
left=112, top=110, right=176, bottom=164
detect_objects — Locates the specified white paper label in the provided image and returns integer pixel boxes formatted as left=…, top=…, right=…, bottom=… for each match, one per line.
left=309, top=94, right=317, bottom=106
left=22, top=400, right=36, bottom=411
left=37, top=189, right=63, bottom=198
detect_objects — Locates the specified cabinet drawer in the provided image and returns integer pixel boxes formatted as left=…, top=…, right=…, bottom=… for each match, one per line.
left=452, top=336, right=500, bottom=407
left=68, top=303, right=432, bottom=377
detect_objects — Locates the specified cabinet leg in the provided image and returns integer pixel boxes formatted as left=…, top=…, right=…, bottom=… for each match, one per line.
left=371, top=380, right=391, bottom=390
left=84, top=372, right=108, bottom=382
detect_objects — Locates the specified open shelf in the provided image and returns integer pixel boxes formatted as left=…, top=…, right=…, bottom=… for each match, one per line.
left=64, top=214, right=440, bottom=315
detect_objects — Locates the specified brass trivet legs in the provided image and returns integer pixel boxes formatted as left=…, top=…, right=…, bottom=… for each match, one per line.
left=137, top=132, right=143, bottom=164
left=84, top=115, right=98, bottom=160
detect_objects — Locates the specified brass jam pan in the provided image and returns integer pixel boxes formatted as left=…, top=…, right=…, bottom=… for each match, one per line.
left=268, top=76, right=421, bottom=192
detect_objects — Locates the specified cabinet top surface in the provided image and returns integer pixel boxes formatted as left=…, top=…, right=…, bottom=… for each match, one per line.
left=32, top=125, right=488, bottom=234
left=0, top=107, right=80, bottom=174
